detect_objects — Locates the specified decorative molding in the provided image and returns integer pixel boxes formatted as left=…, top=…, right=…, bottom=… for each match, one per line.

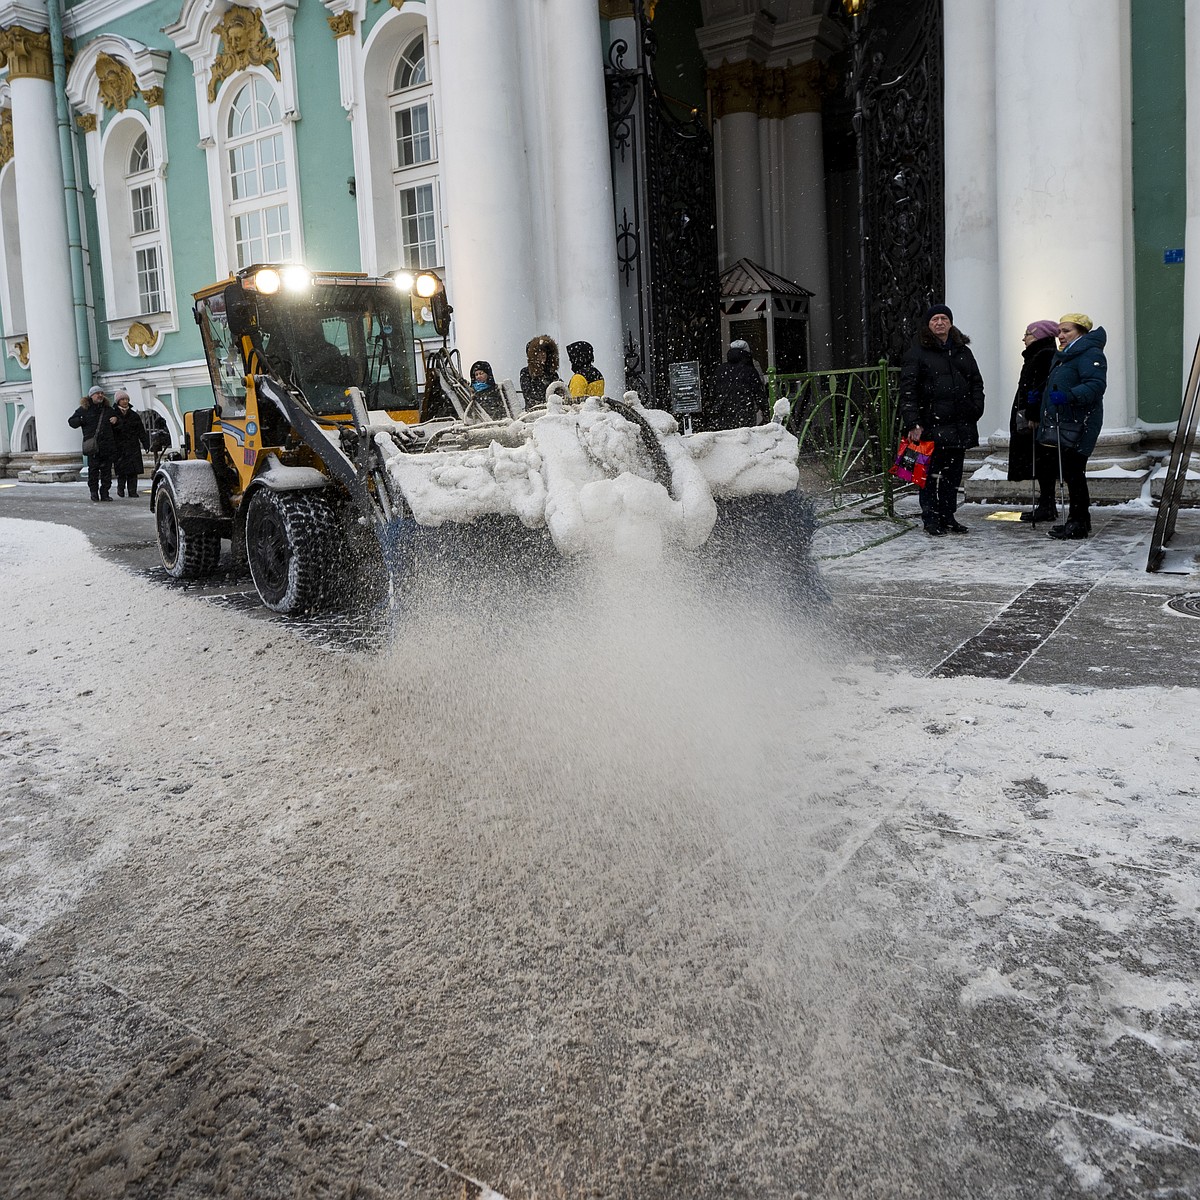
left=707, top=58, right=762, bottom=119
left=0, top=26, right=54, bottom=81
left=123, top=320, right=162, bottom=357
left=95, top=51, right=138, bottom=111
left=142, top=85, right=164, bottom=107
left=327, top=10, right=355, bottom=38
left=781, top=60, right=832, bottom=118
left=0, top=106, right=12, bottom=168
left=75, top=110, right=97, bottom=131
left=208, top=6, right=280, bottom=102
left=13, top=336, right=28, bottom=366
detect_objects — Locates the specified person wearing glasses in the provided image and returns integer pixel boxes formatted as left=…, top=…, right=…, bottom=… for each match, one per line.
left=1008, top=318, right=1060, bottom=524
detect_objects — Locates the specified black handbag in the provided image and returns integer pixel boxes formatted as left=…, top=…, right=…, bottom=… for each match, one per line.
left=82, top=435, right=98, bottom=456
left=1038, top=406, right=1086, bottom=451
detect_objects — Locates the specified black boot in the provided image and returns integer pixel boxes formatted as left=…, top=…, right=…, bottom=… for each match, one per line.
left=1048, top=519, right=1088, bottom=540
left=1019, top=501, right=1057, bottom=524
left=943, top=516, right=969, bottom=534
left=922, top=515, right=946, bottom=537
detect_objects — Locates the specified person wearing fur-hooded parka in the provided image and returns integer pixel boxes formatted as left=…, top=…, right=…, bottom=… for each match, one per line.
left=898, top=304, right=986, bottom=536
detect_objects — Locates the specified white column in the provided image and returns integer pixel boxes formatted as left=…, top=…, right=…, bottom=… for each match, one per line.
left=716, top=110, right=764, bottom=267
left=995, top=0, right=1136, bottom=443
left=1184, top=0, right=1200, bottom=380
left=779, top=108, right=831, bottom=367
left=436, top=2, right=538, bottom=386
left=943, top=0, right=1000, bottom=438
left=546, top=0, right=622, bottom=392
left=10, top=71, right=79, bottom=463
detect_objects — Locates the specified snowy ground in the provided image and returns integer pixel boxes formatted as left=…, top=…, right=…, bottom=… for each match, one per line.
left=2, top=513, right=1199, bottom=1198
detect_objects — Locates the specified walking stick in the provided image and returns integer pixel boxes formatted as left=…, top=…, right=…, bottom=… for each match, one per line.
left=1030, top=425, right=1039, bottom=526
left=1054, top=405, right=1066, bottom=531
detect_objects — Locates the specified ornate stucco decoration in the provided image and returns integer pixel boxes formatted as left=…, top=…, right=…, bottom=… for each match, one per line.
left=208, top=6, right=280, bottom=101
left=707, top=59, right=762, bottom=119
left=0, top=26, right=54, bottom=81
left=13, top=337, right=29, bottom=367
left=75, top=111, right=97, bottom=132
left=782, top=61, right=834, bottom=118
left=124, top=321, right=162, bottom=357
left=0, top=107, right=12, bottom=170
left=95, top=52, right=139, bottom=112
left=327, top=11, right=354, bottom=38
left=142, top=86, right=165, bottom=107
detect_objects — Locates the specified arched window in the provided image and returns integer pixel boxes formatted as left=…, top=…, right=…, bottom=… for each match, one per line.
left=226, top=76, right=291, bottom=266
left=389, top=34, right=439, bottom=270
left=127, top=132, right=163, bottom=315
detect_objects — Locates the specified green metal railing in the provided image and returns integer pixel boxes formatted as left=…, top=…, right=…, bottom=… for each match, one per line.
left=768, top=361, right=903, bottom=516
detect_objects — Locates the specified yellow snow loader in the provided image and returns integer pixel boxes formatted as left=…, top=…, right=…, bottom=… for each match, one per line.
left=152, top=263, right=822, bottom=613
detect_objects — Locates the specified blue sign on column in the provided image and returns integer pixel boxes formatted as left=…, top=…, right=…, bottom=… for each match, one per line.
left=1164, top=248, right=1185, bottom=265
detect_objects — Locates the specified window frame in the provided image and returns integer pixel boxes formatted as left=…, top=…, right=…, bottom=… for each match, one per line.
left=387, top=33, right=442, bottom=272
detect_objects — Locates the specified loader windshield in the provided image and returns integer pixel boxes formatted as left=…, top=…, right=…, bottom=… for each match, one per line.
left=256, top=282, right=420, bottom=417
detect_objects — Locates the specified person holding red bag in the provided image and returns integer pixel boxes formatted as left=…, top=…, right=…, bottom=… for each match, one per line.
left=898, top=304, right=986, bottom=537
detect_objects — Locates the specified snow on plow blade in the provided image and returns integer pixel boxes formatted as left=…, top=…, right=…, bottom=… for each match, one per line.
left=373, top=390, right=825, bottom=601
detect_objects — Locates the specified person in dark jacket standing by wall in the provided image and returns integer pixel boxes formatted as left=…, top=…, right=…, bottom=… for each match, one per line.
left=110, top=389, right=150, bottom=498
left=899, top=304, right=986, bottom=536
left=704, top=339, right=766, bottom=430
left=67, top=385, right=116, bottom=502
left=1036, top=313, right=1107, bottom=541
left=1008, top=318, right=1059, bottom=523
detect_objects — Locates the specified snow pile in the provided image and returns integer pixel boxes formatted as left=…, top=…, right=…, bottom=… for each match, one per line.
left=378, top=395, right=798, bottom=561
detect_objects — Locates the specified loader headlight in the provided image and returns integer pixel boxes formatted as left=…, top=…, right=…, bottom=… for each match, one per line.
left=253, top=267, right=281, bottom=295
left=415, top=271, right=441, bottom=299
left=391, top=271, right=415, bottom=292
left=281, top=264, right=312, bottom=292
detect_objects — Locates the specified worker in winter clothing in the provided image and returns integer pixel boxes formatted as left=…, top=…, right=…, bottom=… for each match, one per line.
left=566, top=341, right=604, bottom=399
left=110, top=389, right=150, bottom=498
left=898, top=303, right=986, bottom=536
left=1008, top=318, right=1060, bottom=523
left=704, top=339, right=766, bottom=430
left=68, top=386, right=116, bottom=501
left=468, top=360, right=503, bottom=417
left=1035, top=313, right=1107, bottom=541
left=520, top=335, right=561, bottom=409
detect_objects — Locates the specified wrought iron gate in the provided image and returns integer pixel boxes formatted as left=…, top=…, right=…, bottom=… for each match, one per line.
left=845, top=0, right=945, bottom=363
left=605, top=3, right=720, bottom=401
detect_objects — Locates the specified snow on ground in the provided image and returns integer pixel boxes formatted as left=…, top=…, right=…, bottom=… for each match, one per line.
left=1, top=516, right=1199, bottom=1197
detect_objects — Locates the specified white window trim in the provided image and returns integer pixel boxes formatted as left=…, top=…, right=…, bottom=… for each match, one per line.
left=65, top=36, right=178, bottom=349
left=212, top=68, right=303, bottom=273
left=353, top=2, right=450, bottom=279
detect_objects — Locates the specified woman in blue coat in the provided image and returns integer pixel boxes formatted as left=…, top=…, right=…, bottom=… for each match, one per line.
left=1035, top=313, right=1107, bottom=540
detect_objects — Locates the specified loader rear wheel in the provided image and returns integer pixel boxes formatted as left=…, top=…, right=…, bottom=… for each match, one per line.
left=155, top=487, right=221, bottom=580
left=245, top=488, right=338, bottom=614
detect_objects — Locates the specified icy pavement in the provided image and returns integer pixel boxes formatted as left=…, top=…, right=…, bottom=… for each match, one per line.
left=1, top=509, right=1199, bottom=1197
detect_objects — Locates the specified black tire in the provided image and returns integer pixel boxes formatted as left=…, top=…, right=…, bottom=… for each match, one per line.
left=155, top=486, right=222, bottom=579
left=245, top=488, right=338, bottom=613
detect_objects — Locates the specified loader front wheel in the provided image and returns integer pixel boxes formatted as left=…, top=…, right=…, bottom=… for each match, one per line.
left=246, top=488, right=338, bottom=614
left=155, top=487, right=221, bottom=580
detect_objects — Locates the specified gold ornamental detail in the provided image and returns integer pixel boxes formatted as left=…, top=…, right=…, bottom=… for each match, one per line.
left=14, top=337, right=29, bottom=367
left=707, top=59, right=762, bottom=119
left=782, top=61, right=834, bottom=117
left=0, top=108, right=13, bottom=170
left=125, top=321, right=161, bottom=357
left=76, top=111, right=98, bottom=132
left=0, top=26, right=54, bottom=81
left=208, top=6, right=280, bottom=102
left=327, top=11, right=355, bottom=38
left=95, top=52, right=139, bottom=112
left=143, top=86, right=165, bottom=108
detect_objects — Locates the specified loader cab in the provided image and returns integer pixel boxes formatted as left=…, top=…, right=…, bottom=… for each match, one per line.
left=195, top=265, right=427, bottom=425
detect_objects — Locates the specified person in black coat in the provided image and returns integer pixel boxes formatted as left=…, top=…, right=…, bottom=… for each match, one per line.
left=520, top=335, right=561, bottom=410
left=1007, top=318, right=1059, bottom=522
left=898, top=304, right=986, bottom=536
left=110, top=389, right=150, bottom=498
left=704, top=339, right=766, bottom=430
left=468, top=359, right=503, bottom=418
left=67, top=386, right=116, bottom=501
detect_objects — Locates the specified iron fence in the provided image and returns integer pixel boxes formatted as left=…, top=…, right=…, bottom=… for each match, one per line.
left=768, top=362, right=904, bottom=515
